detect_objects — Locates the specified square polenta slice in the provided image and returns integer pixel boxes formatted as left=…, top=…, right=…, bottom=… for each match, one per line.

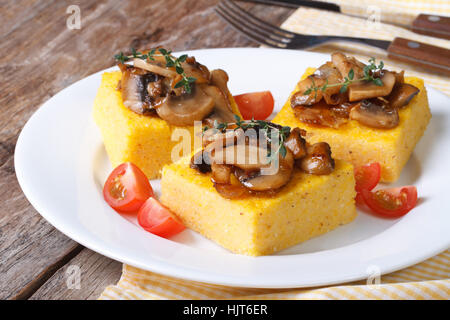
left=273, top=68, right=431, bottom=182
left=93, top=71, right=241, bottom=179
left=160, top=156, right=356, bottom=256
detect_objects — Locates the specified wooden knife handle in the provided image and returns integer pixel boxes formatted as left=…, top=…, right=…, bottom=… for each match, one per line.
left=387, top=37, right=450, bottom=76
left=412, top=14, right=450, bottom=40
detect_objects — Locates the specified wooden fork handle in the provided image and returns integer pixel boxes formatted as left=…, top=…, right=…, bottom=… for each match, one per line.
left=387, top=37, right=450, bottom=76
left=412, top=14, right=450, bottom=40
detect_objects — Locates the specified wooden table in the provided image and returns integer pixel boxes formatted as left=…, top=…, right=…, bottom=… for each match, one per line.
left=0, top=0, right=293, bottom=300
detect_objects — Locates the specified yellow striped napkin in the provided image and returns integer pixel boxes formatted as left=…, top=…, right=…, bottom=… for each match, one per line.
left=100, top=0, right=450, bottom=300
left=99, top=251, right=450, bottom=299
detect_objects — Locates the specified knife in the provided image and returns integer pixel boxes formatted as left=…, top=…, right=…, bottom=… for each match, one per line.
left=239, top=0, right=450, bottom=40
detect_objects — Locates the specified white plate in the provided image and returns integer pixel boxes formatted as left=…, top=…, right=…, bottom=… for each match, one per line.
left=15, top=48, right=450, bottom=288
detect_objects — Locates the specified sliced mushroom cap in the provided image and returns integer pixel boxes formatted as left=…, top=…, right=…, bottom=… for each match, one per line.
left=284, top=127, right=307, bottom=159
left=133, top=58, right=177, bottom=78
left=348, top=71, right=396, bottom=102
left=202, top=85, right=236, bottom=126
left=393, top=70, right=405, bottom=84
left=234, top=150, right=294, bottom=191
left=213, top=182, right=248, bottom=199
left=121, top=67, right=160, bottom=115
left=155, top=84, right=215, bottom=126
left=349, top=98, right=399, bottom=129
left=203, top=129, right=244, bottom=153
left=209, top=69, right=230, bottom=96
left=332, top=52, right=365, bottom=79
left=183, top=56, right=210, bottom=84
left=291, top=75, right=326, bottom=106
left=299, top=142, right=335, bottom=175
left=316, top=62, right=344, bottom=104
left=211, top=143, right=271, bottom=171
left=202, top=128, right=224, bottom=147
left=190, top=150, right=212, bottom=173
left=292, top=62, right=345, bottom=107
left=386, top=83, right=419, bottom=109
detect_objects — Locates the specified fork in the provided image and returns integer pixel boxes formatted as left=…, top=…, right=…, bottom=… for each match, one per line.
left=215, top=0, right=450, bottom=75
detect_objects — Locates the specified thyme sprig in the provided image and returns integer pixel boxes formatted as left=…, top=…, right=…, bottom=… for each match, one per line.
left=114, top=48, right=197, bottom=94
left=204, top=115, right=291, bottom=163
left=303, top=57, right=385, bottom=97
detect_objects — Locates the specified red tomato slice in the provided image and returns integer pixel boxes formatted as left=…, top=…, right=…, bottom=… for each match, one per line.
left=138, top=197, right=185, bottom=238
left=360, top=186, right=418, bottom=218
left=103, top=162, right=153, bottom=213
left=355, top=192, right=366, bottom=206
left=234, top=91, right=274, bottom=120
left=354, top=162, right=381, bottom=193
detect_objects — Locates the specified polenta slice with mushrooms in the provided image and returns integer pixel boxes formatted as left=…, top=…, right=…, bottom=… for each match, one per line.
left=160, top=120, right=356, bottom=256
left=273, top=52, right=431, bottom=182
left=93, top=48, right=241, bottom=179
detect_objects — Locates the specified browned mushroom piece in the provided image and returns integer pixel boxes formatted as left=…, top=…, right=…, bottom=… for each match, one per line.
left=299, top=142, right=335, bottom=175
left=349, top=98, right=399, bottom=129
left=190, top=150, right=212, bottom=173
left=213, top=182, right=248, bottom=199
left=120, top=66, right=161, bottom=115
left=386, top=83, right=420, bottom=109
left=203, top=129, right=244, bottom=154
left=202, top=128, right=222, bottom=147
left=209, top=69, right=231, bottom=97
left=133, top=58, right=177, bottom=78
left=331, top=52, right=365, bottom=79
left=393, top=70, right=405, bottom=84
left=291, top=76, right=326, bottom=106
left=202, top=85, right=236, bottom=126
left=203, top=69, right=238, bottom=126
left=211, top=162, right=231, bottom=184
left=183, top=56, right=210, bottom=84
left=291, top=62, right=343, bottom=107
left=292, top=100, right=351, bottom=129
left=284, top=127, right=307, bottom=159
left=316, top=62, right=345, bottom=105
left=234, top=150, right=294, bottom=191
left=348, top=71, right=396, bottom=102
left=211, top=143, right=271, bottom=171
left=155, top=84, right=215, bottom=126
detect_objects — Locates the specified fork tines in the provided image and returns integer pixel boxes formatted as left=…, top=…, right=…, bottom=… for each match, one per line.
left=215, top=0, right=295, bottom=48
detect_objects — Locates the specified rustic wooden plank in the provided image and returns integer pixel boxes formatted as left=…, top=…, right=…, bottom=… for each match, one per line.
left=0, top=0, right=125, bottom=300
left=1, top=0, right=293, bottom=299
left=29, top=249, right=122, bottom=300
left=11, top=244, right=84, bottom=300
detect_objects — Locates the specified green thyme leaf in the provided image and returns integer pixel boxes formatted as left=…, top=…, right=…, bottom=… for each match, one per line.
left=348, top=69, right=354, bottom=80
left=174, top=80, right=184, bottom=89
left=279, top=145, right=287, bottom=158
left=114, top=52, right=130, bottom=64
left=178, top=54, right=188, bottom=62
left=374, top=78, right=383, bottom=86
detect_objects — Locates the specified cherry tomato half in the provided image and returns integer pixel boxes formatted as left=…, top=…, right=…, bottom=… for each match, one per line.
left=354, top=162, right=381, bottom=193
left=360, top=186, right=418, bottom=218
left=103, top=162, right=153, bottom=213
left=138, top=197, right=185, bottom=238
left=234, top=91, right=274, bottom=120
